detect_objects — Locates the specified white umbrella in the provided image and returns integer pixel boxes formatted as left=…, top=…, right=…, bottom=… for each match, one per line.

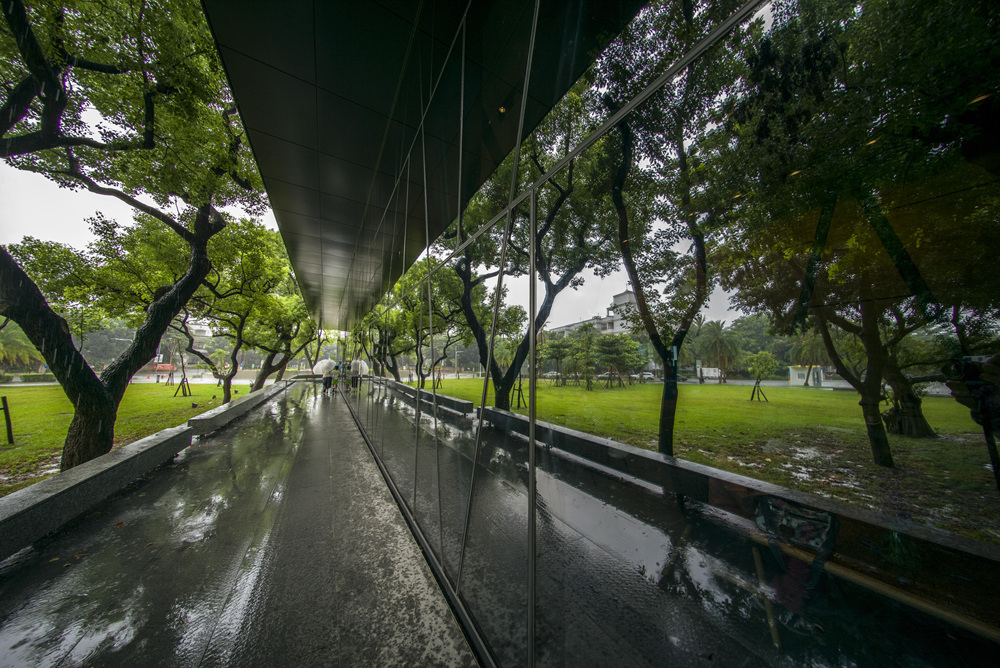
left=350, top=359, right=369, bottom=375
left=312, top=359, right=337, bottom=375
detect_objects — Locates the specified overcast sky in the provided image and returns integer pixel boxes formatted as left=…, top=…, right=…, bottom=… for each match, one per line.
left=1, top=161, right=738, bottom=327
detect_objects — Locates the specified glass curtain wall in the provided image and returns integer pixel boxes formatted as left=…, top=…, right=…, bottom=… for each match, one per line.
left=343, top=0, right=1000, bottom=665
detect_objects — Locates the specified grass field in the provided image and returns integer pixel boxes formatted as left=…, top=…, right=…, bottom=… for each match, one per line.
left=0, top=383, right=226, bottom=497
left=4, top=378, right=997, bottom=543
left=415, top=378, right=1000, bottom=543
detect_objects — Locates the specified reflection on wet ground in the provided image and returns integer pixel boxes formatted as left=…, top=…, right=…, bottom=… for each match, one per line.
left=352, top=379, right=999, bottom=666
left=0, top=383, right=474, bottom=667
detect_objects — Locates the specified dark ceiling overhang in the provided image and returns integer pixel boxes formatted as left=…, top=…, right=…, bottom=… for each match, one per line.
left=202, top=0, right=646, bottom=330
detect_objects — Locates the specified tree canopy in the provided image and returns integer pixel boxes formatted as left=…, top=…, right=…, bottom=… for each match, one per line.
left=1, top=0, right=265, bottom=467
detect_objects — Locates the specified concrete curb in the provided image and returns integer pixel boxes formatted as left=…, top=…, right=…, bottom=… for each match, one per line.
left=0, top=425, right=192, bottom=562
left=188, top=380, right=291, bottom=435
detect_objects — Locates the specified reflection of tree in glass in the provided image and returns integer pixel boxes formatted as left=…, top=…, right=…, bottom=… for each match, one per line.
left=443, top=80, right=619, bottom=409
left=599, top=0, right=751, bottom=453
left=715, top=0, right=1000, bottom=465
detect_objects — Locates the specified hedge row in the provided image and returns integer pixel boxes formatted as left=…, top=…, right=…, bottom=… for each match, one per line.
left=15, top=373, right=56, bottom=383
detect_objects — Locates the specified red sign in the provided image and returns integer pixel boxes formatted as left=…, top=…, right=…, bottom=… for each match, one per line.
left=153, top=364, right=175, bottom=371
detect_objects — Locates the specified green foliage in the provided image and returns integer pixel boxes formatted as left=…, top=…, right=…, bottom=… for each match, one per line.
left=595, top=333, right=644, bottom=376
left=746, top=351, right=779, bottom=380
left=17, top=373, right=55, bottom=382
left=697, top=321, right=742, bottom=380
left=568, top=324, right=599, bottom=389
left=0, top=321, right=43, bottom=369
left=540, top=334, right=574, bottom=375
left=1, top=0, right=264, bottom=212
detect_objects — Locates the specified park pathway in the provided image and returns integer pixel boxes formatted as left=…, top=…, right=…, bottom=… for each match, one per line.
left=0, top=383, right=475, bottom=667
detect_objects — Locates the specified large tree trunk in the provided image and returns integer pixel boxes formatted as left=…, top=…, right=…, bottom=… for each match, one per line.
left=2, top=215, right=216, bottom=469
left=817, top=304, right=894, bottom=467
left=252, top=350, right=283, bottom=391
left=883, top=362, right=936, bottom=438
left=609, top=112, right=707, bottom=455
left=384, top=354, right=401, bottom=382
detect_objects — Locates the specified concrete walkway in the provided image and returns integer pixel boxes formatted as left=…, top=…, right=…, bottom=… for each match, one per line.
left=0, top=383, right=475, bottom=667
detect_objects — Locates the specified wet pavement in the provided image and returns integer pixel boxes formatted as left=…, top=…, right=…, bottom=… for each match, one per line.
left=0, top=382, right=475, bottom=667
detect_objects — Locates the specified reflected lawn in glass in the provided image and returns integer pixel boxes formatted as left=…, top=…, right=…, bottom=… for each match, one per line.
left=411, top=379, right=998, bottom=543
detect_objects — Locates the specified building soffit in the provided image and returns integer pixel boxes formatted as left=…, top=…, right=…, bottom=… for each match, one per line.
left=202, top=0, right=646, bottom=330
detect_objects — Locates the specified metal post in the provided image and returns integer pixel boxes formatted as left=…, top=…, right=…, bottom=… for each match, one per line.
left=1, top=396, right=13, bottom=444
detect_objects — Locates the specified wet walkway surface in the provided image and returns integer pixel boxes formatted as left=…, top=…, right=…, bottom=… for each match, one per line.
left=0, top=383, right=475, bottom=667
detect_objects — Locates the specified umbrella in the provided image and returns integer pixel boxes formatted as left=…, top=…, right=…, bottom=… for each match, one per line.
left=350, top=359, right=370, bottom=376
left=312, top=359, right=337, bottom=375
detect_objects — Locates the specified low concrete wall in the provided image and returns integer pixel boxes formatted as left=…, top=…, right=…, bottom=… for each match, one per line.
left=389, top=380, right=473, bottom=415
left=0, top=425, right=192, bottom=562
left=188, top=380, right=290, bottom=435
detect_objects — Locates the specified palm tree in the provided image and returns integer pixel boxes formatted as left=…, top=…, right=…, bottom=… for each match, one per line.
left=0, top=320, right=43, bottom=371
left=791, top=329, right=830, bottom=386
left=698, top=320, right=742, bottom=383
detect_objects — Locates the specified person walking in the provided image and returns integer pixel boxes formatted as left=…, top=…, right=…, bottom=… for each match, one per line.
left=350, top=359, right=362, bottom=391
left=322, top=366, right=335, bottom=395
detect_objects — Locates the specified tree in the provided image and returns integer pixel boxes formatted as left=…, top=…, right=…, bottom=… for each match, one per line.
left=569, top=324, right=599, bottom=391
left=713, top=0, right=1000, bottom=465
left=247, top=298, right=316, bottom=390
left=789, top=326, right=829, bottom=387
left=747, top=351, right=779, bottom=380
left=1, top=0, right=264, bottom=468
left=540, top=334, right=573, bottom=383
left=442, top=79, right=620, bottom=409
left=729, top=314, right=774, bottom=357
left=697, top=320, right=742, bottom=383
left=596, top=333, right=644, bottom=385
left=746, top=350, right=778, bottom=401
left=599, top=0, right=750, bottom=453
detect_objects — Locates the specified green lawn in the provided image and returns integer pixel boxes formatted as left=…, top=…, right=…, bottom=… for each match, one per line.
left=414, top=378, right=999, bottom=543
left=0, top=383, right=226, bottom=497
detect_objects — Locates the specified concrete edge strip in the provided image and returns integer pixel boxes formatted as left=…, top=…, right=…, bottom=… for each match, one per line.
left=0, top=381, right=293, bottom=562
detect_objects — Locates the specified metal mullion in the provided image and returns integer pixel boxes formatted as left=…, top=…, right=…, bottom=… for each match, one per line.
left=456, top=0, right=542, bottom=611
left=421, top=121, right=447, bottom=561
left=527, top=186, right=538, bottom=667
left=456, top=19, right=466, bottom=252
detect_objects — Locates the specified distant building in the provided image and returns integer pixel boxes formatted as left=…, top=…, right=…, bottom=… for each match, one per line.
left=548, top=290, right=636, bottom=335
left=788, top=365, right=824, bottom=386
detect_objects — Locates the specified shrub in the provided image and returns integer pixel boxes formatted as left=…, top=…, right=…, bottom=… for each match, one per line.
left=18, top=373, right=56, bottom=383
left=0, top=373, right=11, bottom=384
